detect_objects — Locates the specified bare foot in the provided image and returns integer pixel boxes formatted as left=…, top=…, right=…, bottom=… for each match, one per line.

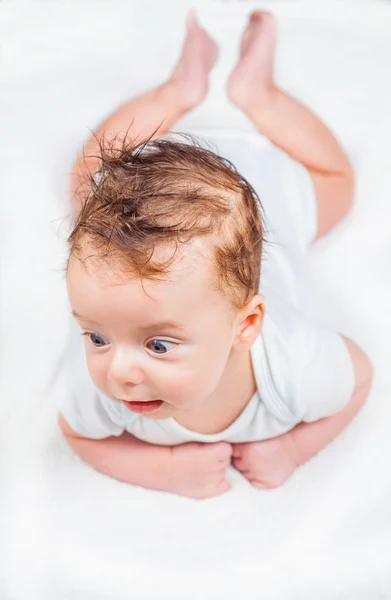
left=227, top=11, right=277, bottom=113
left=168, top=11, right=219, bottom=110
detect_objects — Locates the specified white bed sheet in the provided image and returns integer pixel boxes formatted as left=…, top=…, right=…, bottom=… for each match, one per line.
left=1, top=1, right=391, bottom=598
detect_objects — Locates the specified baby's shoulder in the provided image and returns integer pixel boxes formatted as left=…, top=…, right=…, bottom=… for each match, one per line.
left=252, top=293, right=354, bottom=423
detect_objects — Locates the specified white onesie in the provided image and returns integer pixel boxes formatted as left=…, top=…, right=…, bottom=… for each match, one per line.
left=53, top=129, right=355, bottom=445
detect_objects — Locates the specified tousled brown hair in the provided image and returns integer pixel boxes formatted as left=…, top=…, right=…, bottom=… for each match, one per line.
left=68, top=133, right=266, bottom=314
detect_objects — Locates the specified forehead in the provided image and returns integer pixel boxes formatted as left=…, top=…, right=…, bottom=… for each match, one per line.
left=66, top=240, right=225, bottom=325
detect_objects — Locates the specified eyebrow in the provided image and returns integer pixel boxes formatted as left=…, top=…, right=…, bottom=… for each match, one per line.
left=72, top=310, right=96, bottom=322
left=71, top=310, right=186, bottom=331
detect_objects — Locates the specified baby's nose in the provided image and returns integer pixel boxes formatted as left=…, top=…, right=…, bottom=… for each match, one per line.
left=107, top=351, right=146, bottom=385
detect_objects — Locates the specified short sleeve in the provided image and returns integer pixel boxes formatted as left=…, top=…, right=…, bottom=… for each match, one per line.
left=298, top=327, right=355, bottom=422
left=52, top=319, right=126, bottom=439
left=253, top=291, right=356, bottom=427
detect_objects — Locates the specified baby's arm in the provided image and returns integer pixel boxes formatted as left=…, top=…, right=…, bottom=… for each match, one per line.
left=233, top=336, right=373, bottom=488
left=58, top=413, right=232, bottom=499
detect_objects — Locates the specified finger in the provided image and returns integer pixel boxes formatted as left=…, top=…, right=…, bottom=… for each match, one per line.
left=212, top=442, right=233, bottom=460
left=197, top=479, right=231, bottom=500
left=218, top=458, right=232, bottom=469
left=217, top=458, right=228, bottom=465
left=215, top=480, right=231, bottom=496
left=239, top=469, right=253, bottom=478
left=251, top=481, right=267, bottom=489
left=210, top=460, right=231, bottom=475
left=232, top=461, right=253, bottom=478
left=251, top=479, right=278, bottom=490
left=231, top=443, right=246, bottom=459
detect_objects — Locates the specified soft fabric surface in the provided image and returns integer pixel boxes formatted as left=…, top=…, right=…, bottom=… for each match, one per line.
left=1, top=1, right=391, bottom=598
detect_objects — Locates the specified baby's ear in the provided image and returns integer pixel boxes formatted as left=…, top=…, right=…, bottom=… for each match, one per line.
left=234, top=295, right=264, bottom=350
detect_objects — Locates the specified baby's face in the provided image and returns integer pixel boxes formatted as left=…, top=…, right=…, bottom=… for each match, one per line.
left=66, top=240, right=240, bottom=421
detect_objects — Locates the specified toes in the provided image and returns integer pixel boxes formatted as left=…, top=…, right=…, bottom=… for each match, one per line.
left=250, top=10, right=273, bottom=25
left=186, top=10, right=196, bottom=29
left=250, top=11, right=263, bottom=24
left=247, top=11, right=276, bottom=38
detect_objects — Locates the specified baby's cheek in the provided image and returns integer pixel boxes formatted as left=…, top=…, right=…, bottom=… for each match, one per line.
left=165, top=369, right=197, bottom=398
left=85, top=357, right=106, bottom=391
left=167, top=364, right=217, bottom=402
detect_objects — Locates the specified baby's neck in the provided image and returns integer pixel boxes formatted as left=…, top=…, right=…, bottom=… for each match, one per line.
left=174, top=349, right=257, bottom=434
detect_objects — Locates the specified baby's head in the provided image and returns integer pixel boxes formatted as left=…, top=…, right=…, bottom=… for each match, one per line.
left=66, top=134, right=266, bottom=420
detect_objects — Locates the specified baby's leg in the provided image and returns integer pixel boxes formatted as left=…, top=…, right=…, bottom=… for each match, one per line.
left=227, top=12, right=354, bottom=242
left=70, top=12, right=218, bottom=212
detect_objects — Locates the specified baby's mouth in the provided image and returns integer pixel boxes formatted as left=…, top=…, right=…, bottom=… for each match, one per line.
left=121, top=399, right=164, bottom=415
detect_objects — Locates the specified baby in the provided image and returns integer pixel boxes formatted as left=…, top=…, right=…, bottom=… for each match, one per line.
left=55, top=11, right=373, bottom=499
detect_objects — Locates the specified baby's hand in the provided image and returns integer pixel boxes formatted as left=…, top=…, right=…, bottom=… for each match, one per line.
left=168, top=441, right=233, bottom=499
left=232, top=435, right=299, bottom=489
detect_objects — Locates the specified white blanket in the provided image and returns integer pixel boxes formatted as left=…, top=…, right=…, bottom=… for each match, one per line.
left=1, top=1, right=391, bottom=598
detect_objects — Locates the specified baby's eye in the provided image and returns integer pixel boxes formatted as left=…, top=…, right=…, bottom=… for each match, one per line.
left=84, top=333, right=110, bottom=348
left=146, top=339, right=177, bottom=355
